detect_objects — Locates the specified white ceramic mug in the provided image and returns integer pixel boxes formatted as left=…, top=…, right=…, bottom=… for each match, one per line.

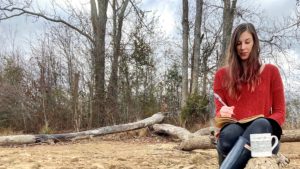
left=250, top=133, right=279, bottom=157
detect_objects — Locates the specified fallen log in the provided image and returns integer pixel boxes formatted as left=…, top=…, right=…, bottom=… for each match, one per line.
left=0, top=112, right=165, bottom=146
left=151, top=123, right=192, bottom=140
left=281, top=129, right=300, bottom=142
left=152, top=124, right=300, bottom=150
left=179, top=135, right=213, bottom=150
left=152, top=123, right=292, bottom=168
left=152, top=123, right=215, bottom=150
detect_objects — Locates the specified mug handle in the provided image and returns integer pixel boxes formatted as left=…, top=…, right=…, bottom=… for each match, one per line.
left=271, top=135, right=279, bottom=151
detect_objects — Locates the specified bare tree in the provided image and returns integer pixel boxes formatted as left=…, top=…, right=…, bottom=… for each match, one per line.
left=191, top=0, right=204, bottom=94
left=90, top=0, right=109, bottom=126
left=181, top=0, right=189, bottom=108
left=106, top=0, right=130, bottom=125
left=219, top=0, right=237, bottom=67
left=0, top=0, right=110, bottom=127
left=72, top=72, right=80, bottom=131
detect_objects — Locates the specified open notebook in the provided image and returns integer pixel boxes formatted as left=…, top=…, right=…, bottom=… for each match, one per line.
left=215, top=114, right=264, bottom=128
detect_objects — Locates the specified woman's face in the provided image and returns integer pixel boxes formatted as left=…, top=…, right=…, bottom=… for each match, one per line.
left=236, top=31, right=254, bottom=61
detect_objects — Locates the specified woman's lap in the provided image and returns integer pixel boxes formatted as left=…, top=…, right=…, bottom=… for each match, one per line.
left=217, top=118, right=276, bottom=155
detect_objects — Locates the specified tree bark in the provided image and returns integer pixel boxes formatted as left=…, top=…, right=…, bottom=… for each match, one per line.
left=200, top=33, right=218, bottom=96
left=152, top=123, right=215, bottom=150
left=219, top=0, right=237, bottom=67
left=73, top=72, right=80, bottom=132
left=0, top=112, right=165, bottom=146
left=191, top=0, right=204, bottom=94
left=106, top=0, right=130, bottom=125
left=281, top=129, right=300, bottom=142
left=152, top=123, right=191, bottom=140
left=91, top=0, right=109, bottom=127
left=181, top=0, right=189, bottom=108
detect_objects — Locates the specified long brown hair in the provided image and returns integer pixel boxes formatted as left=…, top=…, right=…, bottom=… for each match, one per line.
left=226, top=23, right=261, bottom=99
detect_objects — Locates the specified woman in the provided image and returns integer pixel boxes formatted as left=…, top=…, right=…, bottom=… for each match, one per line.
left=213, top=23, right=285, bottom=169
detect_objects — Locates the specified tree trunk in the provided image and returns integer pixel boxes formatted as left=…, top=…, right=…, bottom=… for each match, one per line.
left=38, top=61, right=49, bottom=130
left=181, top=0, right=189, bottom=109
left=0, top=112, right=165, bottom=146
left=107, top=0, right=129, bottom=125
left=201, top=54, right=208, bottom=96
left=219, top=0, right=237, bottom=67
left=91, top=0, right=109, bottom=127
left=72, top=72, right=80, bottom=132
left=87, top=81, right=94, bottom=129
left=120, top=56, right=133, bottom=122
left=201, top=35, right=218, bottom=96
left=191, top=0, right=204, bottom=94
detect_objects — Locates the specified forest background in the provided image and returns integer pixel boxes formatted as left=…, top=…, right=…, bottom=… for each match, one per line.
left=0, top=0, right=300, bottom=134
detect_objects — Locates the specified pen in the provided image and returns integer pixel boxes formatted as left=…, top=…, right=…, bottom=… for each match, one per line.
left=214, top=93, right=227, bottom=106
left=214, top=93, right=235, bottom=116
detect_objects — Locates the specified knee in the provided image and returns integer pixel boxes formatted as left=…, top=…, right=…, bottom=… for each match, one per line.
left=251, top=118, right=272, bottom=132
left=217, top=139, right=235, bottom=155
left=242, top=118, right=274, bottom=140
left=252, top=118, right=271, bottom=126
left=217, top=124, right=244, bottom=155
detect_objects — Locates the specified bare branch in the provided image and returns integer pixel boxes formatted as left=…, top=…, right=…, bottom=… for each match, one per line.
left=128, top=0, right=153, bottom=33
left=0, top=11, right=25, bottom=20
left=0, top=6, right=94, bottom=44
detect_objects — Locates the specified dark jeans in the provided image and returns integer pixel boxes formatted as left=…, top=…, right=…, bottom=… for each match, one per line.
left=217, top=118, right=280, bottom=157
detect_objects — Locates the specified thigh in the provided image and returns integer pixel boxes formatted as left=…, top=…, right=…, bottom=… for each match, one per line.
left=217, top=123, right=244, bottom=155
left=242, top=118, right=273, bottom=141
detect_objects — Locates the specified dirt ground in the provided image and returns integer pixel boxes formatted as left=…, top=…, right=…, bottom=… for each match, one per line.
left=0, top=132, right=299, bottom=169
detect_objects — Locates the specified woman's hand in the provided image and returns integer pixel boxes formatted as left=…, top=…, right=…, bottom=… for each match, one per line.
left=220, top=106, right=235, bottom=118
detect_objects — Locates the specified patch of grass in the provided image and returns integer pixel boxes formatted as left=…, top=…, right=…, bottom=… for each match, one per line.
left=0, top=128, right=23, bottom=136
left=181, top=94, right=209, bottom=129
left=39, top=124, right=54, bottom=134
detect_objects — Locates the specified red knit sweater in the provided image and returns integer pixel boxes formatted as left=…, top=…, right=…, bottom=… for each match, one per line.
left=213, top=64, right=286, bottom=127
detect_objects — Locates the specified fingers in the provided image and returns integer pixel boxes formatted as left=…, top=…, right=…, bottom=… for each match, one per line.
left=221, top=112, right=232, bottom=117
left=220, top=106, right=235, bottom=117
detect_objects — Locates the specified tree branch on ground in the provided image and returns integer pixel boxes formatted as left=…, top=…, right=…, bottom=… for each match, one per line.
left=0, top=112, right=165, bottom=146
left=152, top=123, right=300, bottom=150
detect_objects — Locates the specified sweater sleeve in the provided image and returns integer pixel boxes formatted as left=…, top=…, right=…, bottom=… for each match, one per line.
left=213, top=69, right=227, bottom=117
left=268, top=66, right=286, bottom=126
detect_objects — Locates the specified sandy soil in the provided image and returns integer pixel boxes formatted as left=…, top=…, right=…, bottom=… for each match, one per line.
left=0, top=133, right=299, bottom=169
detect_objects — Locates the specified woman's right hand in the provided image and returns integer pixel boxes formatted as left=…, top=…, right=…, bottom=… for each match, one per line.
left=220, top=106, right=235, bottom=118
